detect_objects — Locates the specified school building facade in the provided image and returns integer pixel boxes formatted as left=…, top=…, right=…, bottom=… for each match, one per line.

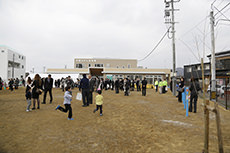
left=47, top=58, right=171, bottom=84
left=0, top=46, right=26, bottom=81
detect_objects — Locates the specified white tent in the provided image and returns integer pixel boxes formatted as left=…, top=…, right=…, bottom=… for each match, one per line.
left=26, top=73, right=80, bottom=86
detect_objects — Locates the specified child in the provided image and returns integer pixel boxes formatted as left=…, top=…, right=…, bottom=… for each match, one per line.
left=93, top=90, right=103, bottom=116
left=55, top=86, right=74, bottom=120
left=25, top=87, right=32, bottom=112
left=25, top=77, right=32, bottom=112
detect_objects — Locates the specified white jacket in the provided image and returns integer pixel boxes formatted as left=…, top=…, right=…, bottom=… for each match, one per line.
left=63, top=91, right=72, bottom=104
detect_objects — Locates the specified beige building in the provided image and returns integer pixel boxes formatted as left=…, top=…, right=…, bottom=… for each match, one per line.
left=74, top=58, right=137, bottom=69
left=47, top=58, right=171, bottom=84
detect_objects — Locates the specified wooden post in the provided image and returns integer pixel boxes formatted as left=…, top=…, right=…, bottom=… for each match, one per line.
left=215, top=102, right=224, bottom=153
left=202, top=58, right=209, bottom=153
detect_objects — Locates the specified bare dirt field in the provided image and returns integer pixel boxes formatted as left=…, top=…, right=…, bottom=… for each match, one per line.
left=0, top=88, right=230, bottom=153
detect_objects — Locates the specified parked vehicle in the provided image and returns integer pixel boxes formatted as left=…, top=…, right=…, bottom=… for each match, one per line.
left=207, top=84, right=221, bottom=95
left=219, top=85, right=230, bottom=98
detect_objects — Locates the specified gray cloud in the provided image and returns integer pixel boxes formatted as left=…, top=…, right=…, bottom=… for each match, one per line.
left=0, top=0, right=229, bottom=73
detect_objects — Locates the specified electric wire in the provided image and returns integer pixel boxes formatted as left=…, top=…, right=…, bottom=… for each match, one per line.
left=138, top=27, right=170, bottom=62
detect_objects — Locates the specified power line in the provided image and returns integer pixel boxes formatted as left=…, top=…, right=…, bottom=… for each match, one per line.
left=214, top=2, right=230, bottom=16
left=138, top=27, right=170, bottom=62
left=214, top=5, right=230, bottom=22
left=178, top=15, right=209, bottom=39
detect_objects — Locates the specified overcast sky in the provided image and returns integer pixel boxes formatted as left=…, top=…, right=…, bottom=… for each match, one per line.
left=0, top=0, right=229, bottom=73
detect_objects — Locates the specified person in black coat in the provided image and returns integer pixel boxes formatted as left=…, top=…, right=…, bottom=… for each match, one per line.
left=88, top=75, right=95, bottom=104
left=42, top=74, right=53, bottom=104
left=178, top=77, right=184, bottom=102
left=189, top=77, right=201, bottom=113
left=115, top=78, right=120, bottom=94
left=0, top=77, right=2, bottom=90
left=80, top=74, right=90, bottom=107
left=142, top=77, right=147, bottom=96
left=8, top=78, right=14, bottom=91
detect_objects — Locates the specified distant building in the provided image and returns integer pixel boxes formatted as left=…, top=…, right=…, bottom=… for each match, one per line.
left=176, top=67, right=184, bottom=77
left=47, top=58, right=171, bottom=84
left=74, top=58, right=137, bottom=69
left=184, top=50, right=230, bottom=86
left=0, top=46, right=26, bottom=81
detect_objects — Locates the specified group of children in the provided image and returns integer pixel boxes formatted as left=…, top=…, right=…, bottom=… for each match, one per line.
left=25, top=85, right=104, bottom=120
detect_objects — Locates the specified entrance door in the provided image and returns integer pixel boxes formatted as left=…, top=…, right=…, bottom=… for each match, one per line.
left=89, top=68, right=103, bottom=76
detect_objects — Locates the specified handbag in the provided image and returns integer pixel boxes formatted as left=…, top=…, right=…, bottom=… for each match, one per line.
left=36, top=88, right=43, bottom=95
left=76, top=92, right=82, bottom=101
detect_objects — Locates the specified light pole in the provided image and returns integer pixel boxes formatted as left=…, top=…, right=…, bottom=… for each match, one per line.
left=164, top=0, right=180, bottom=96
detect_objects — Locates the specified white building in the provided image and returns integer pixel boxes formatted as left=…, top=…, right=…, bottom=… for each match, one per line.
left=0, top=46, right=26, bottom=81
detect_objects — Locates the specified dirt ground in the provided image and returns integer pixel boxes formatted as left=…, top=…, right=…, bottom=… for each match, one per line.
left=0, top=88, right=230, bottom=153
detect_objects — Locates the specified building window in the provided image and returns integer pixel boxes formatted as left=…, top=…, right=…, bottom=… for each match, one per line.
left=19, top=55, right=21, bottom=59
left=205, top=64, right=210, bottom=70
left=95, top=64, right=103, bottom=67
left=187, top=67, right=192, bottom=72
left=197, top=65, right=201, bottom=70
left=117, top=66, right=119, bottom=68
left=106, top=64, right=110, bottom=68
left=76, top=64, right=83, bottom=68
left=22, top=56, right=24, bottom=60
left=22, top=65, right=24, bottom=69
left=128, top=64, right=131, bottom=68
left=122, top=66, right=125, bottom=68
left=89, top=64, right=91, bottom=67
left=1, top=50, right=4, bottom=53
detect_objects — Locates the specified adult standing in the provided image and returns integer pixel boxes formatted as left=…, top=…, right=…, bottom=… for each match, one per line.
left=42, top=74, right=53, bottom=104
left=8, top=78, right=14, bottom=91
left=178, top=77, right=184, bottom=103
left=115, top=78, right=120, bottom=94
left=0, top=77, right=3, bottom=90
left=136, top=78, right=140, bottom=91
left=31, top=74, right=42, bottom=110
left=15, top=78, right=19, bottom=89
left=154, top=79, right=159, bottom=92
left=80, top=74, right=90, bottom=107
left=142, top=77, right=147, bottom=96
left=189, top=78, right=201, bottom=113
left=88, top=75, right=95, bottom=105
left=162, top=79, right=168, bottom=94
left=124, top=78, right=130, bottom=96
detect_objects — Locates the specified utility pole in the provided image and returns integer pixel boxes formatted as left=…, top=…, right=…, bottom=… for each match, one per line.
left=164, top=0, right=180, bottom=96
left=210, top=11, right=216, bottom=100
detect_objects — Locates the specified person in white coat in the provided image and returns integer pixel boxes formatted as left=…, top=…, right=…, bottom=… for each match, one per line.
left=55, top=86, right=74, bottom=120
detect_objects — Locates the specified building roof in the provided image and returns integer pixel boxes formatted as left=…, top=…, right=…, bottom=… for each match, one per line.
left=207, top=50, right=230, bottom=58
left=184, top=62, right=210, bottom=67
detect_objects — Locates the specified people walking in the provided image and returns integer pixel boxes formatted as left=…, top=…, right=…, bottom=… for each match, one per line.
left=80, top=74, right=90, bottom=107
left=55, top=86, right=74, bottom=120
left=142, top=77, right=147, bottom=96
left=31, top=74, right=42, bottom=110
left=42, top=74, right=53, bottom=104
left=189, top=77, right=201, bottom=113
left=93, top=90, right=103, bottom=116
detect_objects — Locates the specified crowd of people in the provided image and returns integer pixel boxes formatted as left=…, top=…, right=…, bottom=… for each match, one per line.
left=1, top=74, right=201, bottom=119
left=0, top=76, right=25, bottom=91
